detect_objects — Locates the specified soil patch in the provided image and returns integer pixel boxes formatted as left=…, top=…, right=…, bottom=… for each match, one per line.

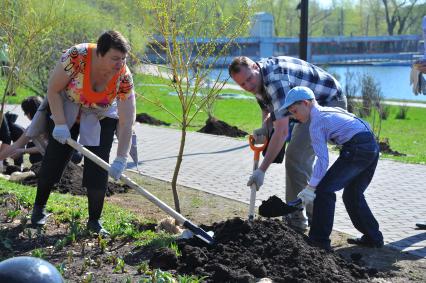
left=379, top=138, right=406, bottom=156
left=16, top=162, right=128, bottom=196
left=136, top=113, right=170, bottom=126
left=198, top=117, right=248, bottom=138
left=0, top=197, right=155, bottom=283
left=142, top=218, right=378, bottom=282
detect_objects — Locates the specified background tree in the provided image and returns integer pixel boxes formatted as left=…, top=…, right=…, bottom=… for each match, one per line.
left=382, top=0, right=420, bottom=35
left=0, top=0, right=65, bottom=125
left=136, top=0, right=250, bottom=213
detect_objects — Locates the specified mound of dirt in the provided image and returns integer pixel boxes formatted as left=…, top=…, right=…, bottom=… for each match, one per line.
left=378, top=138, right=406, bottom=156
left=147, top=218, right=378, bottom=282
left=18, top=162, right=128, bottom=196
left=198, top=117, right=248, bottom=138
left=136, top=113, right=170, bottom=126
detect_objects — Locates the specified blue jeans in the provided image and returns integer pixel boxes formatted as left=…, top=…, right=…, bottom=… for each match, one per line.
left=309, top=132, right=383, bottom=247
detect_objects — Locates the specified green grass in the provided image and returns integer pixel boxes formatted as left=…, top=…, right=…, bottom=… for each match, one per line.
left=363, top=106, right=426, bottom=164
left=134, top=73, right=261, bottom=131
left=0, top=78, right=34, bottom=104
left=2, top=74, right=426, bottom=163
left=0, top=179, right=154, bottom=240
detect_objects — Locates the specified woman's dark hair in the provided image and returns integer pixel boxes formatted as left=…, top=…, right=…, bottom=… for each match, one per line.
left=96, top=30, right=130, bottom=57
left=21, top=96, right=43, bottom=119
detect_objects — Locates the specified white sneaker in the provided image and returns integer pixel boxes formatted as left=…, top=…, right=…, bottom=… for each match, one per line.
left=283, top=211, right=308, bottom=232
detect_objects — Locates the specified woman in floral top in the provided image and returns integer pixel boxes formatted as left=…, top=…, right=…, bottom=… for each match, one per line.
left=30, top=30, right=136, bottom=235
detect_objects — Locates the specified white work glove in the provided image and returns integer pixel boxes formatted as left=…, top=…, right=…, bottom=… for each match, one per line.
left=52, top=124, right=71, bottom=144
left=247, top=168, right=265, bottom=188
left=297, top=186, right=316, bottom=216
left=253, top=126, right=268, bottom=144
left=109, top=156, right=127, bottom=180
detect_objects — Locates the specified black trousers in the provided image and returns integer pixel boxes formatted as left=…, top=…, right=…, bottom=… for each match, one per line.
left=35, top=116, right=117, bottom=220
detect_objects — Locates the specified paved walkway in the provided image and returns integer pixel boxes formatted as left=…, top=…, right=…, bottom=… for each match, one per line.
left=6, top=105, right=426, bottom=258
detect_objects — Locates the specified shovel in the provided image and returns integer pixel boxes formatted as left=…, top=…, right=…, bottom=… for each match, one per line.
left=248, top=135, right=268, bottom=222
left=66, top=138, right=215, bottom=245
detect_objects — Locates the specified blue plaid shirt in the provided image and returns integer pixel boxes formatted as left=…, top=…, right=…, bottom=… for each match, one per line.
left=256, top=56, right=343, bottom=120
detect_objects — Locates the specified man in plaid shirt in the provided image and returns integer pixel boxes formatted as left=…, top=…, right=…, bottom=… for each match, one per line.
left=229, top=56, right=347, bottom=230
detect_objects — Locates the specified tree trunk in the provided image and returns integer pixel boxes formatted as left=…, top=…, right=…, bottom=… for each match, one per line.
left=171, top=125, right=187, bottom=213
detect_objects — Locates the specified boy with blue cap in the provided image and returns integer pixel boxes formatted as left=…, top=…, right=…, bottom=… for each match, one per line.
left=283, top=86, right=384, bottom=251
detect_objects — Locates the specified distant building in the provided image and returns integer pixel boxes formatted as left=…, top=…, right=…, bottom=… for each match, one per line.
left=145, top=12, right=423, bottom=67
left=250, top=12, right=274, bottom=38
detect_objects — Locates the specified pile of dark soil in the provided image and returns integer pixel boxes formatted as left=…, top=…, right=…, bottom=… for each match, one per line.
left=18, top=162, right=128, bottom=196
left=258, top=195, right=299, bottom=217
left=136, top=113, right=170, bottom=126
left=379, top=138, right=406, bottom=156
left=198, top=117, right=248, bottom=138
left=145, top=218, right=378, bottom=282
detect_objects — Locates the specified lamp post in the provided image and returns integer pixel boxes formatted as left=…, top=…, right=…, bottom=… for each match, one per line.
left=299, top=0, right=308, bottom=61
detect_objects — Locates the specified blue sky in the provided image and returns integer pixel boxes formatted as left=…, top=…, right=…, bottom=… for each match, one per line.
left=317, top=0, right=333, bottom=8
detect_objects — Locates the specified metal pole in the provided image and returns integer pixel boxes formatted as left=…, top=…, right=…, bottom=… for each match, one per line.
left=299, top=0, right=309, bottom=61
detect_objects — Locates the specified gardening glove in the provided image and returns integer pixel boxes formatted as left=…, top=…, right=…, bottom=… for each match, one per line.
left=52, top=124, right=70, bottom=144
left=253, top=126, right=268, bottom=144
left=109, top=156, right=127, bottom=180
left=247, top=168, right=265, bottom=188
left=297, top=185, right=316, bottom=216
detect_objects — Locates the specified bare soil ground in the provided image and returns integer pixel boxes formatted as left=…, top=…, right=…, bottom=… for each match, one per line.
left=18, top=162, right=129, bottom=196
left=136, top=113, right=171, bottom=126
left=1, top=172, right=425, bottom=282
left=198, top=117, right=248, bottom=138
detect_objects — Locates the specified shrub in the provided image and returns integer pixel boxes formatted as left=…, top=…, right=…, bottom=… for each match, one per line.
left=395, top=104, right=409, bottom=119
left=379, top=105, right=390, bottom=120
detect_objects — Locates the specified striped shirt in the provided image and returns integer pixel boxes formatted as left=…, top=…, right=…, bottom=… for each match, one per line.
left=309, top=104, right=371, bottom=187
left=256, top=56, right=342, bottom=120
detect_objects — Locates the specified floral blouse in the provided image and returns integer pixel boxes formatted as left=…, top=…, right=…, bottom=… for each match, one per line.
left=60, top=43, right=133, bottom=109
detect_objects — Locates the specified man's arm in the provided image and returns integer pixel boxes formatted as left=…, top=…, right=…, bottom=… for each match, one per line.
left=259, top=116, right=289, bottom=172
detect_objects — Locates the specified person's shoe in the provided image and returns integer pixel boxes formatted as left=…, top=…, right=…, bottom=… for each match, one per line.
left=308, top=238, right=332, bottom=252
left=31, top=204, right=51, bottom=226
left=415, top=222, right=426, bottom=230
left=347, top=236, right=383, bottom=248
left=283, top=211, right=308, bottom=232
left=87, top=219, right=110, bottom=236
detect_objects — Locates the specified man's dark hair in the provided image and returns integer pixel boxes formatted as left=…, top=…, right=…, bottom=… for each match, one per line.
left=228, top=56, right=252, bottom=77
left=21, top=96, right=43, bottom=119
left=96, top=30, right=130, bottom=57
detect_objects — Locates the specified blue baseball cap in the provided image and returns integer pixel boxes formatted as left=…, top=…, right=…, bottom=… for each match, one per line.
left=282, top=86, right=315, bottom=109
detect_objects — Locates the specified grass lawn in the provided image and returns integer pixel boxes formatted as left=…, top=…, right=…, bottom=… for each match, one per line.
left=1, top=74, right=426, bottom=164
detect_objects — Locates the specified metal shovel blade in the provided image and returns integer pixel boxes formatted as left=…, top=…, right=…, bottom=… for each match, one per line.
left=179, top=225, right=215, bottom=244
left=259, top=195, right=302, bottom=217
